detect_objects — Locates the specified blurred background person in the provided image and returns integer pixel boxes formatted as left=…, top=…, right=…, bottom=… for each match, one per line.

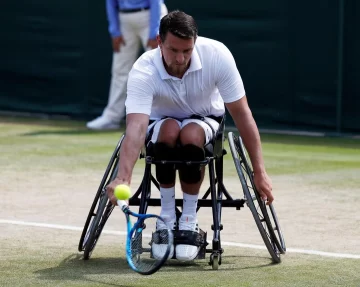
left=87, top=0, right=167, bottom=130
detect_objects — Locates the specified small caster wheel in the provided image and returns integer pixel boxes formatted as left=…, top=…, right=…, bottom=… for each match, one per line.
left=210, top=253, right=219, bottom=270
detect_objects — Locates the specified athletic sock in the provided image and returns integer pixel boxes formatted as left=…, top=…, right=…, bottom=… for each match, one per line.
left=181, top=192, right=199, bottom=220
left=160, top=186, right=176, bottom=219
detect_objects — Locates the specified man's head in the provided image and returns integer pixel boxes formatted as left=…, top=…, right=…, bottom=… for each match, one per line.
left=157, top=10, right=198, bottom=78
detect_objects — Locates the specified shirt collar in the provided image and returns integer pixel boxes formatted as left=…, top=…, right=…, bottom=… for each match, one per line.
left=154, top=46, right=202, bottom=80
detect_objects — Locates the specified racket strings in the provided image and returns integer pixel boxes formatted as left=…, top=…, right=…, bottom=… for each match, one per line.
left=128, top=216, right=171, bottom=274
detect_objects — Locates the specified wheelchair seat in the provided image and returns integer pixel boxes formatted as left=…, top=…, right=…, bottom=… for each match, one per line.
left=144, top=114, right=226, bottom=158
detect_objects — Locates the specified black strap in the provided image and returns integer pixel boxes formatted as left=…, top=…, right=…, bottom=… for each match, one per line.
left=151, top=229, right=205, bottom=247
left=190, top=114, right=223, bottom=124
left=173, top=230, right=205, bottom=247
left=151, top=229, right=172, bottom=244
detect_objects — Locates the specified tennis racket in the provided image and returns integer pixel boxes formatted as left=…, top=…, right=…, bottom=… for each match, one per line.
left=117, top=200, right=173, bottom=275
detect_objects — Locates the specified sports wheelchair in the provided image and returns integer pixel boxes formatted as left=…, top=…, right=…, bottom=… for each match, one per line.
left=78, top=115, right=286, bottom=270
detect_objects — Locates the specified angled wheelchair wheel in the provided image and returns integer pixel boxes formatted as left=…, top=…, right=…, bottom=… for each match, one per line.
left=228, top=132, right=286, bottom=263
left=78, top=135, right=124, bottom=259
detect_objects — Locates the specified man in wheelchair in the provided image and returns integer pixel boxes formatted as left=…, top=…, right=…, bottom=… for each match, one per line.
left=106, top=10, right=274, bottom=261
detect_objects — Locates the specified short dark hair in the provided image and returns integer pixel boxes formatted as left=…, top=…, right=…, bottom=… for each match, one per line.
left=159, top=10, right=198, bottom=42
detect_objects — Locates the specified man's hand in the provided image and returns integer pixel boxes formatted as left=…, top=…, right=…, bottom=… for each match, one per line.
left=146, top=39, right=158, bottom=50
left=226, top=97, right=275, bottom=205
left=106, top=178, right=129, bottom=205
left=253, top=170, right=274, bottom=205
left=112, top=36, right=125, bottom=52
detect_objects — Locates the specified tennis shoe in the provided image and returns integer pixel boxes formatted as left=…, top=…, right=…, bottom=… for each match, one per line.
left=176, top=215, right=200, bottom=261
left=152, top=215, right=176, bottom=260
left=86, top=116, right=120, bottom=130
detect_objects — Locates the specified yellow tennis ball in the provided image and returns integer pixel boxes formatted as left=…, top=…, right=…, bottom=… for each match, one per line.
left=114, top=184, right=131, bottom=200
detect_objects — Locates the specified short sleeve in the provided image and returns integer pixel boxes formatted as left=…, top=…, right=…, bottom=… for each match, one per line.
left=215, top=44, right=246, bottom=103
left=125, top=68, right=155, bottom=115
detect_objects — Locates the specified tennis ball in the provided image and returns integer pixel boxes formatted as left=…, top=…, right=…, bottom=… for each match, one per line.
left=114, top=184, right=131, bottom=200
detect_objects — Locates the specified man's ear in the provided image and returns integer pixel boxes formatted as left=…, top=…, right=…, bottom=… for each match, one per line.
left=156, top=35, right=162, bottom=48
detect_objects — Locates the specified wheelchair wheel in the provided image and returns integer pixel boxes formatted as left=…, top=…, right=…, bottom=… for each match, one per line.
left=228, top=132, right=286, bottom=263
left=78, top=135, right=124, bottom=259
left=209, top=253, right=221, bottom=270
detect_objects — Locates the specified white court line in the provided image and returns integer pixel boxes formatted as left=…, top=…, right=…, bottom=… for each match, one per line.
left=1, top=219, right=360, bottom=259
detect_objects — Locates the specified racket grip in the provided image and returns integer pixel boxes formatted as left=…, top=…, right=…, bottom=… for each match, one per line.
left=117, top=200, right=128, bottom=211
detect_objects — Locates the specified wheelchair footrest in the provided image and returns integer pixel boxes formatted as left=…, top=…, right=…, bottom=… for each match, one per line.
left=196, top=229, right=207, bottom=259
left=150, top=228, right=227, bottom=261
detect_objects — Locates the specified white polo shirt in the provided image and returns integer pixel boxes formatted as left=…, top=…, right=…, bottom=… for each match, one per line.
left=125, top=36, right=246, bottom=120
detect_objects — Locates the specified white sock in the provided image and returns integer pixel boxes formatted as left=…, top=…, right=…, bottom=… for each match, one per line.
left=181, top=193, right=198, bottom=220
left=160, top=186, right=175, bottom=218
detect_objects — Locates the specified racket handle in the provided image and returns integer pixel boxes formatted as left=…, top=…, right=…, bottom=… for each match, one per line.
left=117, top=200, right=128, bottom=211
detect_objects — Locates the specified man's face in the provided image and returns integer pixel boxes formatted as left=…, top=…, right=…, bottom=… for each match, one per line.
left=157, top=32, right=195, bottom=77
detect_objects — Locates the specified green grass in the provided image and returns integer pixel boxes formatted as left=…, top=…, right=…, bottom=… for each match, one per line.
left=1, top=227, right=359, bottom=287
left=0, top=118, right=124, bottom=171
left=260, top=134, right=360, bottom=175
left=1, top=116, right=359, bottom=176
left=1, top=117, right=360, bottom=287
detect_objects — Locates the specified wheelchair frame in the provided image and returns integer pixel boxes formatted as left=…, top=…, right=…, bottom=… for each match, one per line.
left=78, top=117, right=286, bottom=269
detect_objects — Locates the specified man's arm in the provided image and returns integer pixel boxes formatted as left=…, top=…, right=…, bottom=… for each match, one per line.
left=225, top=96, right=274, bottom=204
left=106, top=0, right=121, bottom=37
left=106, top=0, right=124, bottom=52
left=107, top=113, right=149, bottom=204
left=147, top=0, right=163, bottom=49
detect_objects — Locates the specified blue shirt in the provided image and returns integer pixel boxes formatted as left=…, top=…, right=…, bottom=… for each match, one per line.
left=106, top=0, right=164, bottom=39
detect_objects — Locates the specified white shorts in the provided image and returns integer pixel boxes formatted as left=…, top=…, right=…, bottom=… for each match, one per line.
left=147, top=117, right=220, bottom=145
